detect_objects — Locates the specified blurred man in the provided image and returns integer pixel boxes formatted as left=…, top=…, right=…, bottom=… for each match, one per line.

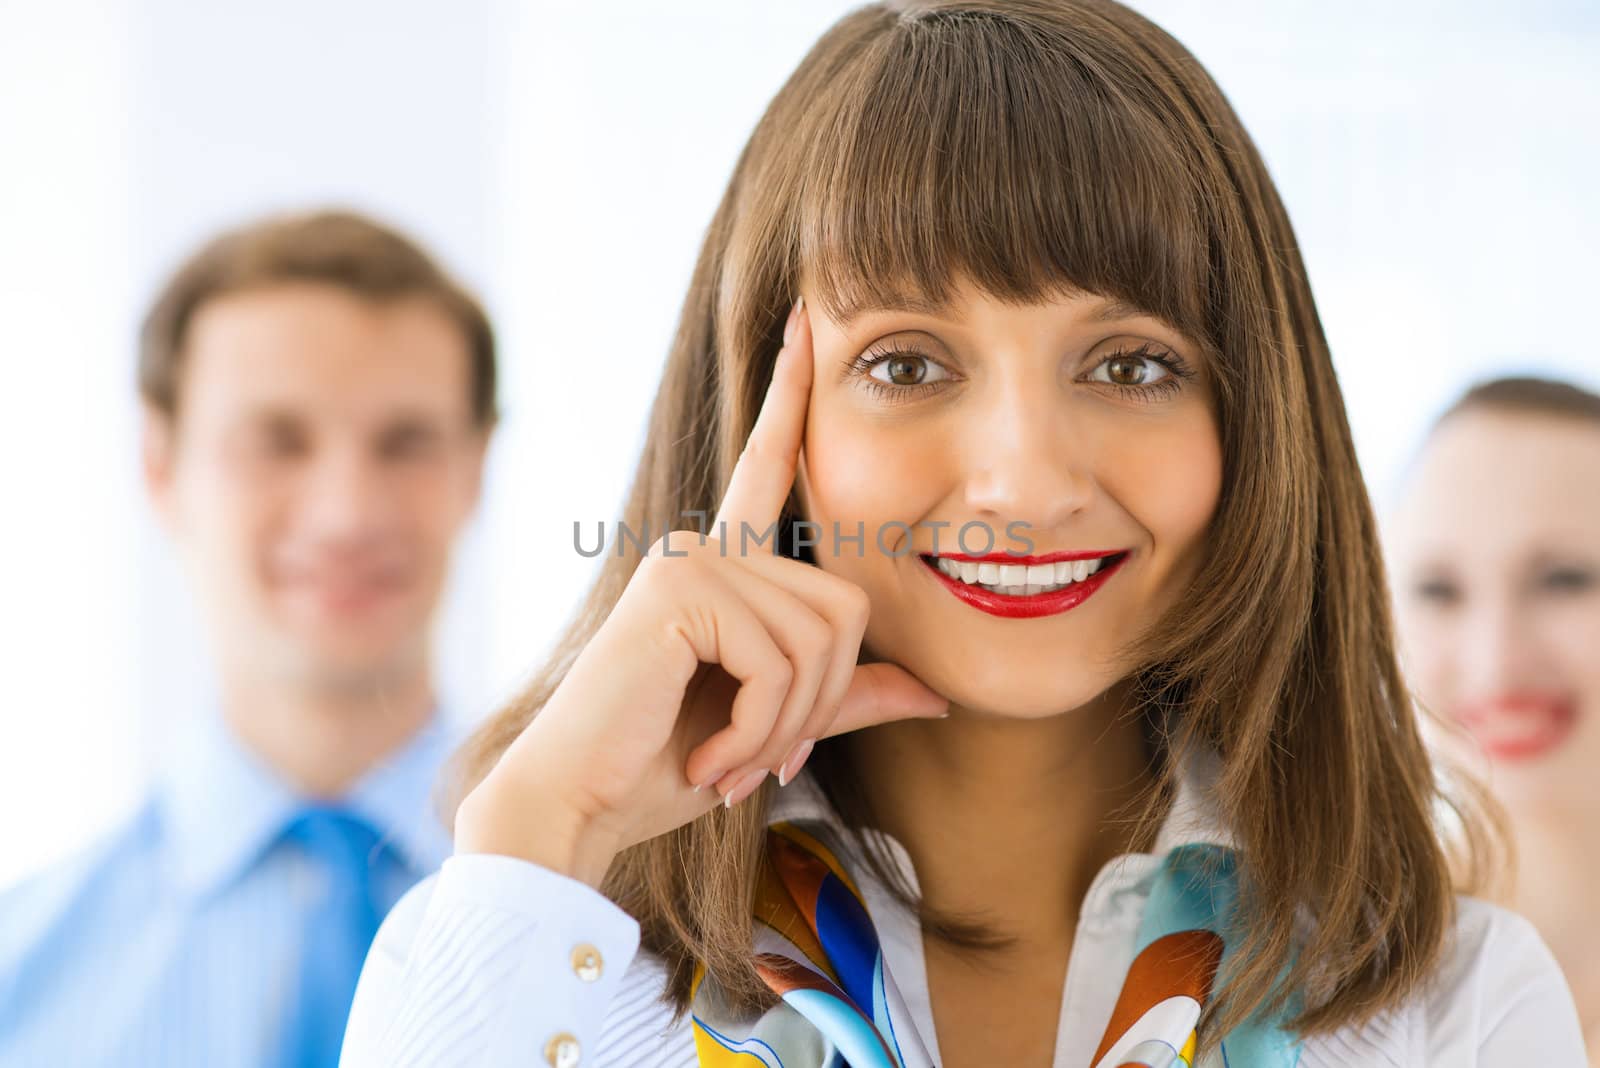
left=0, top=209, right=496, bottom=1067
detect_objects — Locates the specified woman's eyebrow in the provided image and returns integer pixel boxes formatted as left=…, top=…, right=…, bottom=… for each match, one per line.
left=833, top=293, right=953, bottom=326
left=833, top=293, right=1176, bottom=331
left=1089, top=299, right=1199, bottom=345
left=1091, top=298, right=1162, bottom=323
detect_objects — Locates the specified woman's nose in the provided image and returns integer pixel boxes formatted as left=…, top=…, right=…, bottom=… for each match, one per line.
left=957, top=390, right=1094, bottom=533
left=1459, top=599, right=1538, bottom=695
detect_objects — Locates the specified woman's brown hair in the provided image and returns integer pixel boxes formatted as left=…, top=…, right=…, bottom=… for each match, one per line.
left=451, top=0, right=1491, bottom=1043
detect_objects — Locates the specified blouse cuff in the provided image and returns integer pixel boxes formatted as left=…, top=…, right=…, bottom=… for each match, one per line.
left=392, top=852, right=642, bottom=1067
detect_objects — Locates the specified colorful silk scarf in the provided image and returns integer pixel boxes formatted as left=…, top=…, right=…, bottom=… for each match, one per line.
left=688, top=822, right=1301, bottom=1068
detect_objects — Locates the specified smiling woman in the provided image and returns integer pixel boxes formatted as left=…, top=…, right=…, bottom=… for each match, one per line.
left=339, top=2, right=1586, bottom=1066
left=1389, top=376, right=1600, bottom=1060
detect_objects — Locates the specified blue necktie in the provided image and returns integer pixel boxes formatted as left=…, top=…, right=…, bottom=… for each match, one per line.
left=272, top=806, right=391, bottom=1068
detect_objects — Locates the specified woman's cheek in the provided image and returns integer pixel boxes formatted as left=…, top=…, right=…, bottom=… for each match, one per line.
left=1099, top=406, right=1221, bottom=571
left=799, top=408, right=941, bottom=572
left=1398, top=614, right=1461, bottom=720
left=1546, top=597, right=1600, bottom=750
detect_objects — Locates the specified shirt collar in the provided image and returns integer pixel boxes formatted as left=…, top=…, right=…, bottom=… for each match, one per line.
left=159, top=709, right=461, bottom=902
left=1149, top=742, right=1233, bottom=854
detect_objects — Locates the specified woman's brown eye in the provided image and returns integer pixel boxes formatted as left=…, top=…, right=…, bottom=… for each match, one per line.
left=885, top=356, right=926, bottom=385
left=860, top=348, right=950, bottom=393
left=1088, top=350, right=1171, bottom=389
left=1106, top=356, right=1149, bottom=385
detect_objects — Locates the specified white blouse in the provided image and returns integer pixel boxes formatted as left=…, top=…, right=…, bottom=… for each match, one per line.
left=340, top=755, right=1587, bottom=1066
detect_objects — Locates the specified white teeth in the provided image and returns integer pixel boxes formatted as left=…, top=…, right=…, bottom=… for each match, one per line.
left=992, top=581, right=1066, bottom=596
left=930, top=554, right=1116, bottom=596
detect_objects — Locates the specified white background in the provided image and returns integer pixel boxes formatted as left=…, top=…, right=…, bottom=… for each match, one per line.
left=1, top=0, right=1595, bottom=887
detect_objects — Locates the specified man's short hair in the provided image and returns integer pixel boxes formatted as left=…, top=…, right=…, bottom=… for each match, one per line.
left=139, top=208, right=497, bottom=427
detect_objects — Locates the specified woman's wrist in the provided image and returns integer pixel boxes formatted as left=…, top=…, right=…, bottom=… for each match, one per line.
left=453, top=775, right=621, bottom=890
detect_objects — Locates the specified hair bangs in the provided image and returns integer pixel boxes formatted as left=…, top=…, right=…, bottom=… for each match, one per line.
left=796, top=8, right=1214, bottom=340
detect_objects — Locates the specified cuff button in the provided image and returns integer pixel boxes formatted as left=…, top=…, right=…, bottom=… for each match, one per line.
left=544, top=1032, right=581, bottom=1067
left=570, top=942, right=603, bottom=982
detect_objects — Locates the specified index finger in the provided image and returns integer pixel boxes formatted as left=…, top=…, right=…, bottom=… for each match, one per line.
left=713, top=295, right=814, bottom=543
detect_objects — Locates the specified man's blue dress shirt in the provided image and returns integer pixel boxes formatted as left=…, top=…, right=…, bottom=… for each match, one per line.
left=0, top=711, right=459, bottom=1067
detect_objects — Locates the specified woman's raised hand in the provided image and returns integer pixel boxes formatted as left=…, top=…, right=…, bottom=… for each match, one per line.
left=453, top=297, right=950, bottom=887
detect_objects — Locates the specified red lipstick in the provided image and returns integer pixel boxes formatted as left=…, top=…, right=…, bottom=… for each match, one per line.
left=1452, top=692, right=1579, bottom=762
left=919, top=550, right=1127, bottom=619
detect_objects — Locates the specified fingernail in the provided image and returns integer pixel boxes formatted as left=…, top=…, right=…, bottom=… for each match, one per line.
left=722, top=768, right=769, bottom=808
left=693, top=768, right=728, bottom=793
left=777, top=738, right=815, bottom=787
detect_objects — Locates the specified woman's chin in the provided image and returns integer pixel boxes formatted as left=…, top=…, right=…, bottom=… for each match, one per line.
left=912, top=670, right=1121, bottom=723
left=863, top=617, right=1130, bottom=721
left=1489, top=760, right=1595, bottom=820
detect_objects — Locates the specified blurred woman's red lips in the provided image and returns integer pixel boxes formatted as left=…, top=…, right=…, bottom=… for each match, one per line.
left=1453, top=693, right=1579, bottom=762
left=918, top=549, right=1129, bottom=619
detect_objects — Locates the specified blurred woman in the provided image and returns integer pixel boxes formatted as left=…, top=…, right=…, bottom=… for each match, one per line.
left=1391, top=375, right=1600, bottom=1062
